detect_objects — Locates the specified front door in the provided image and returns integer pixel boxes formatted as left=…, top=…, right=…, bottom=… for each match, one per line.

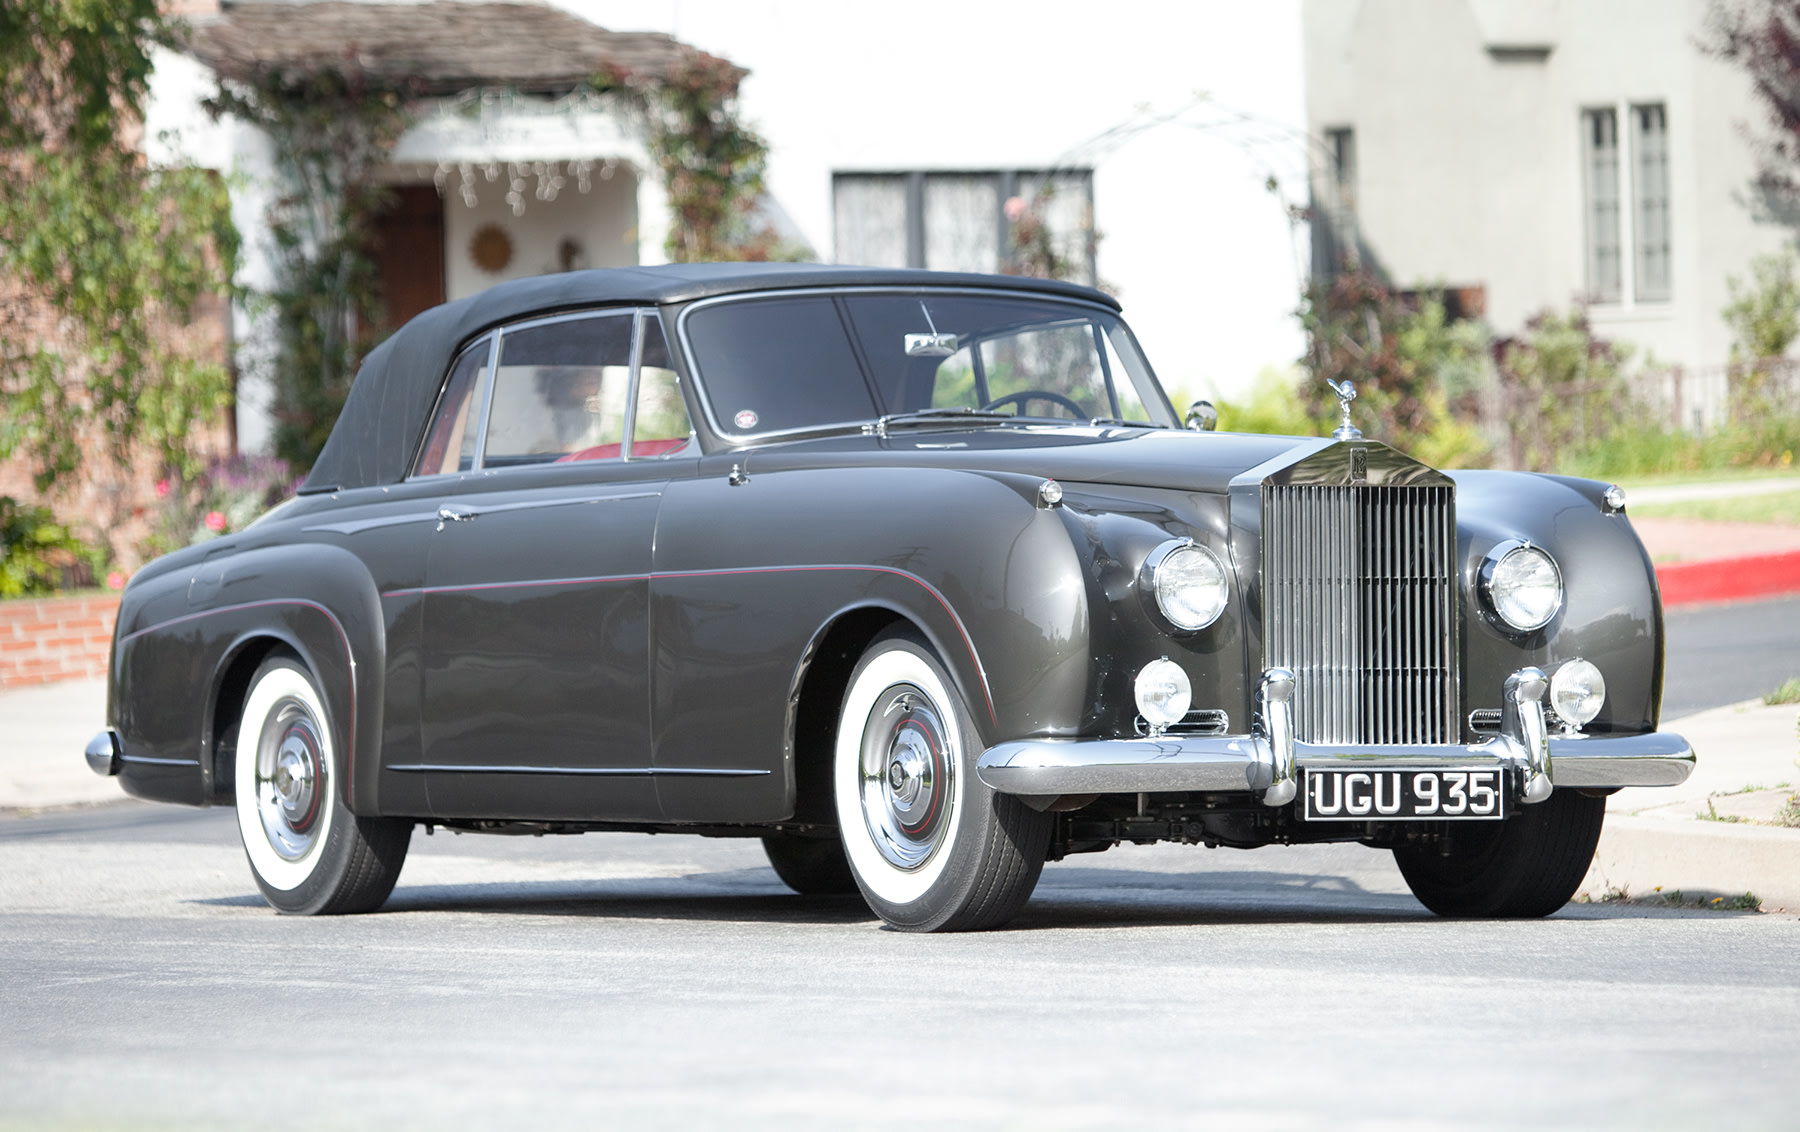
left=416, top=310, right=687, bottom=822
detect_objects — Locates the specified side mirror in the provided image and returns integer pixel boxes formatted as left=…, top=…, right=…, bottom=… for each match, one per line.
left=1185, top=400, right=1218, bottom=432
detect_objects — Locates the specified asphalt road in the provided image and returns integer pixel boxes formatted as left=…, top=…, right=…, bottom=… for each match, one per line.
left=5, top=594, right=1798, bottom=1128
left=3, top=801, right=1797, bottom=1131
left=1662, top=593, right=1800, bottom=719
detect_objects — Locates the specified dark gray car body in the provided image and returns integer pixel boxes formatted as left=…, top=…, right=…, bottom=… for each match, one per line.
left=100, top=264, right=1688, bottom=851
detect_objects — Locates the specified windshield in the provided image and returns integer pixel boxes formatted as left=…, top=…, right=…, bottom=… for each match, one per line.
left=682, top=291, right=1175, bottom=439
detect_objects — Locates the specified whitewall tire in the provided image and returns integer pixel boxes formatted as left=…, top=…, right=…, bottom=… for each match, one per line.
left=832, top=629, right=1050, bottom=931
left=233, top=653, right=411, bottom=914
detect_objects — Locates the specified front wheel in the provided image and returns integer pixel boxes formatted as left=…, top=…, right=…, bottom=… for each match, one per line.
left=832, top=629, right=1050, bottom=931
left=1393, top=788, right=1605, bottom=917
left=233, top=653, right=411, bottom=914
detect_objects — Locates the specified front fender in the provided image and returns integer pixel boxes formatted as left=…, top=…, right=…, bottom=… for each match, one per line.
left=1053, top=486, right=1247, bottom=736
left=1453, top=471, right=1662, bottom=731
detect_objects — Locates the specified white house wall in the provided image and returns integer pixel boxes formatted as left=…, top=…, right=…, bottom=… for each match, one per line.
left=436, top=166, right=641, bottom=297
left=563, top=0, right=1313, bottom=405
left=145, top=45, right=285, bottom=456
left=144, top=51, right=669, bottom=454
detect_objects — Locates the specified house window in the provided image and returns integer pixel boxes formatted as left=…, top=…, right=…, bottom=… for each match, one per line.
left=1327, top=127, right=1356, bottom=206
left=1634, top=104, right=1671, bottom=302
left=1582, top=108, right=1623, bottom=303
left=1582, top=102, right=1670, bottom=305
left=1319, top=126, right=1359, bottom=272
left=832, top=170, right=1096, bottom=285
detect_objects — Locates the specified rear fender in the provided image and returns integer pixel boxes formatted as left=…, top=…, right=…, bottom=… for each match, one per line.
left=111, top=542, right=386, bottom=811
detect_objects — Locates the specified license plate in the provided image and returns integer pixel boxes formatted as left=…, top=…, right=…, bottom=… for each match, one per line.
left=1300, top=767, right=1508, bottom=822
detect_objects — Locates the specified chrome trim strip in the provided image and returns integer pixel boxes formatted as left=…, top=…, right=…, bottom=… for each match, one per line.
left=977, top=730, right=1694, bottom=796
left=674, top=285, right=1140, bottom=445
left=303, top=511, right=442, bottom=536
left=385, top=764, right=770, bottom=777
left=117, top=755, right=202, bottom=768
left=977, top=665, right=1693, bottom=799
left=469, top=330, right=501, bottom=472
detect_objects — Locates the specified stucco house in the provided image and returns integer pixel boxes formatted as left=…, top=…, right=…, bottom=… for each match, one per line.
left=1304, top=0, right=1791, bottom=428
left=149, top=0, right=728, bottom=452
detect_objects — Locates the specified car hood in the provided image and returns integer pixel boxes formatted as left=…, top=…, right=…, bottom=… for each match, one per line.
left=752, top=426, right=1325, bottom=495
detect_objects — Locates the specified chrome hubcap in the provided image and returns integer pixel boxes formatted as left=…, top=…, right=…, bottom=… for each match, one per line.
left=256, top=700, right=325, bottom=862
left=859, top=686, right=953, bottom=870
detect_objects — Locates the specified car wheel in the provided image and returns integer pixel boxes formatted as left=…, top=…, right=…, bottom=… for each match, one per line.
left=761, top=832, right=859, bottom=895
left=832, top=628, right=1051, bottom=931
left=234, top=653, right=411, bottom=915
left=1393, top=788, right=1605, bottom=917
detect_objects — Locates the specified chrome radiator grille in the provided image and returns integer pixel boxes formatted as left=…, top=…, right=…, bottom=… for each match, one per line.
left=1262, top=483, right=1458, bottom=745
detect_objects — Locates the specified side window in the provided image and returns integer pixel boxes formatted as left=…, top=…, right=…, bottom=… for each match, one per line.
left=630, top=316, right=694, bottom=457
left=1101, top=328, right=1152, bottom=422
left=414, top=337, right=490, bottom=477
left=483, top=314, right=634, bottom=465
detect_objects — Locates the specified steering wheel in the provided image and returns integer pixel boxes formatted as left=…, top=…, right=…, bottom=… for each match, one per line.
left=981, top=390, right=1087, bottom=420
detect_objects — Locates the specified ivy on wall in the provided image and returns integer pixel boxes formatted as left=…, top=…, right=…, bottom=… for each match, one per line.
left=0, top=0, right=239, bottom=492
left=622, top=48, right=783, bottom=263
left=206, top=44, right=783, bottom=474
left=207, top=68, right=416, bottom=472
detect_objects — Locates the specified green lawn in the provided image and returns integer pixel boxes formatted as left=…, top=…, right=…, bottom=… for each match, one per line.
left=1616, top=467, right=1800, bottom=490
left=1630, top=490, right=1800, bottom=525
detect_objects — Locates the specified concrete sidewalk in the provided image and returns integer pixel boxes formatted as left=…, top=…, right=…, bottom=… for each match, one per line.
left=6, top=676, right=1797, bottom=914
left=1580, top=698, right=1800, bottom=913
left=1, top=677, right=120, bottom=811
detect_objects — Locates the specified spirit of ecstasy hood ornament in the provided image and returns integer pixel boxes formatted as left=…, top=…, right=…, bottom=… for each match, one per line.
left=1325, top=377, right=1362, bottom=440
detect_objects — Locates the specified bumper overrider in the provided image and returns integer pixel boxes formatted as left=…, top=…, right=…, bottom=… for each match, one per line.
left=976, top=666, right=1694, bottom=807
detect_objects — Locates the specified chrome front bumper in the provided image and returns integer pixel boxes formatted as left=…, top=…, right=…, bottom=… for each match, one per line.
left=976, top=666, right=1694, bottom=806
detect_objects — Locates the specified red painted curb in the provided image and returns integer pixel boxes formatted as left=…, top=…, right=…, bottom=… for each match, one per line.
left=1657, top=550, right=1800, bottom=607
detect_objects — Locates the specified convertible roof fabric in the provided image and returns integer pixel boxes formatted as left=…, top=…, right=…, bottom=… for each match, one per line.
left=303, top=263, right=1120, bottom=493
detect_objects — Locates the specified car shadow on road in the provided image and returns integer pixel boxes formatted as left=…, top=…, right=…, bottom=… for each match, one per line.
left=193, top=864, right=1430, bottom=928
left=193, top=864, right=1756, bottom=927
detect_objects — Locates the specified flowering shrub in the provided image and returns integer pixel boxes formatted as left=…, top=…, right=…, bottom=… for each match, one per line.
left=144, top=456, right=298, bottom=557
left=0, top=497, right=106, bottom=597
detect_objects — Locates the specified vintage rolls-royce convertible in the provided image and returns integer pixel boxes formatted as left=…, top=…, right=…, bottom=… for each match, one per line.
left=87, top=264, right=1693, bottom=931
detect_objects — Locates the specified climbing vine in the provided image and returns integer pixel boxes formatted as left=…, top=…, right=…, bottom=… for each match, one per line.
left=0, top=0, right=239, bottom=491
left=619, top=48, right=789, bottom=262
left=206, top=66, right=416, bottom=472
left=194, top=42, right=781, bottom=474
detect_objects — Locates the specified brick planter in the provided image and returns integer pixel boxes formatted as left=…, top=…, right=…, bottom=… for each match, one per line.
left=0, top=594, right=120, bottom=689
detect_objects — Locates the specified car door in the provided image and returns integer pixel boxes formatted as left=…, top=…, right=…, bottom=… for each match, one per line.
left=416, top=310, right=694, bottom=822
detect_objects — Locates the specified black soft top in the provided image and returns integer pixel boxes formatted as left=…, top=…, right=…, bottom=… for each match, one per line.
left=302, top=263, right=1119, bottom=492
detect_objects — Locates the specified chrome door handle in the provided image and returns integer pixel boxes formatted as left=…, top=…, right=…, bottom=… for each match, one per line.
left=435, top=504, right=477, bottom=531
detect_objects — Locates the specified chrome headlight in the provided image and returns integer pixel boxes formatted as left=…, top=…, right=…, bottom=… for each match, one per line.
left=1479, top=541, right=1562, bottom=632
left=1143, top=540, right=1229, bottom=631
left=1550, top=658, right=1606, bottom=730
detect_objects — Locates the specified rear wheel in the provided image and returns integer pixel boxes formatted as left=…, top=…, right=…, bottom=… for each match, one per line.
left=233, top=654, right=411, bottom=914
left=762, top=832, right=858, bottom=895
left=1393, top=788, right=1605, bottom=917
left=832, top=628, right=1050, bottom=931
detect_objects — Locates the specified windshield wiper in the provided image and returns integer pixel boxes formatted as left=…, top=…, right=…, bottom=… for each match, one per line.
left=863, top=408, right=1015, bottom=438
left=1087, top=417, right=1168, bottom=429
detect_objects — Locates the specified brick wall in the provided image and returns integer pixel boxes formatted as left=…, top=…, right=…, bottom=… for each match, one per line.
left=0, top=595, right=120, bottom=689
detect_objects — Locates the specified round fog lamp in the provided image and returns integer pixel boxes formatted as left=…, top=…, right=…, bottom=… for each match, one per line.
left=1134, top=658, right=1192, bottom=732
left=1149, top=541, right=1229, bottom=631
left=1550, top=658, right=1606, bottom=730
left=1482, top=542, right=1563, bottom=632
